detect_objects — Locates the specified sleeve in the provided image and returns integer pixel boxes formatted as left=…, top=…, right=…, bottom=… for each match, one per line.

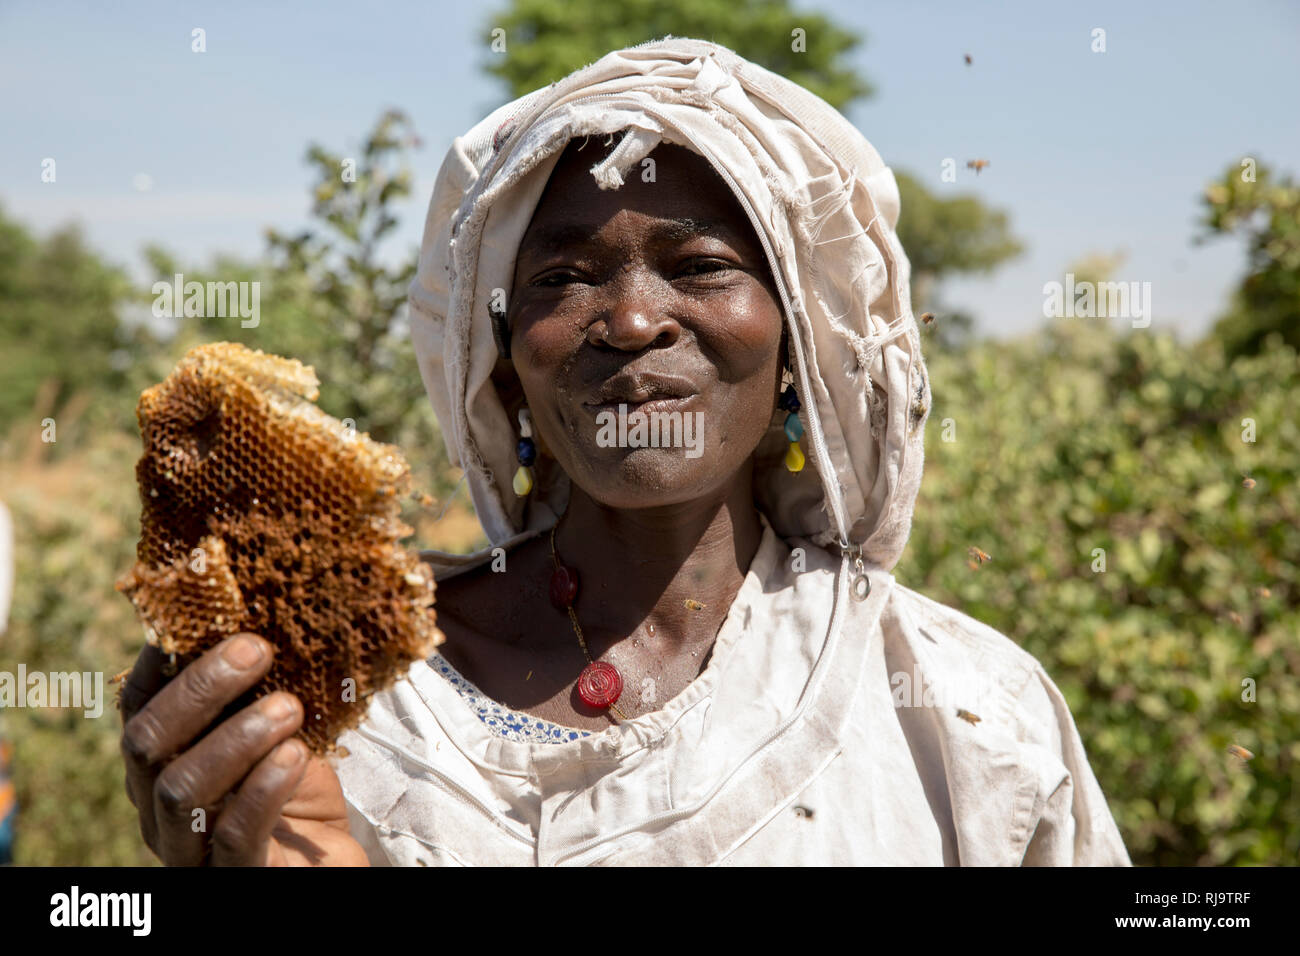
left=1016, top=665, right=1131, bottom=866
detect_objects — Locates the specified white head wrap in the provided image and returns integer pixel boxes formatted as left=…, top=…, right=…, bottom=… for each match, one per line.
left=409, top=36, right=930, bottom=571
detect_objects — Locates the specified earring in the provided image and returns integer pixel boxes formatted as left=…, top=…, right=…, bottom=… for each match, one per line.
left=779, top=384, right=805, bottom=473
left=513, top=408, right=536, bottom=497
left=491, top=303, right=511, bottom=360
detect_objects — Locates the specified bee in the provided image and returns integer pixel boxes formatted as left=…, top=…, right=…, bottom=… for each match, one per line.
left=1255, top=586, right=1272, bottom=599
left=1226, top=744, right=1254, bottom=762
left=964, top=53, right=973, bottom=66
left=684, top=599, right=707, bottom=611
left=793, top=805, right=815, bottom=819
left=957, top=709, right=982, bottom=725
left=1242, top=476, right=1256, bottom=489
left=920, top=312, right=936, bottom=325
left=966, top=159, right=990, bottom=174
left=109, top=667, right=131, bottom=685
left=967, top=546, right=992, bottom=570
left=410, top=491, right=437, bottom=508
left=335, top=746, right=351, bottom=759
left=1227, top=611, right=1244, bottom=627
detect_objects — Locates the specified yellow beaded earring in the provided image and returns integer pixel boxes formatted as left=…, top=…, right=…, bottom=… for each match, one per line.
left=780, top=384, right=805, bottom=473
left=512, top=408, right=536, bottom=496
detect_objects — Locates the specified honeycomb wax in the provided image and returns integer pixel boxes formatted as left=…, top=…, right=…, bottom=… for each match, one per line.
left=116, top=342, right=442, bottom=754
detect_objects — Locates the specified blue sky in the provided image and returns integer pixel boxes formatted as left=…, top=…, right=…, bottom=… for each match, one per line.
left=2, top=0, right=1297, bottom=339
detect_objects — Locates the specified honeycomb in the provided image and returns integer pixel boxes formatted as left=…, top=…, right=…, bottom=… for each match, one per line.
left=116, top=342, right=442, bottom=754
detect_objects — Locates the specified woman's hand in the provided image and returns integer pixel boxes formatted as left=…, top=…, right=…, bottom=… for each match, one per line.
left=119, top=633, right=369, bottom=866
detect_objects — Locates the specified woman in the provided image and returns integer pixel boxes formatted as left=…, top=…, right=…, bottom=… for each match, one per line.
left=119, top=37, right=1129, bottom=866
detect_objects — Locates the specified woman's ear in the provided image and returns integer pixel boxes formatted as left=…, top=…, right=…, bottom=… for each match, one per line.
left=490, top=363, right=551, bottom=457
left=491, top=362, right=525, bottom=426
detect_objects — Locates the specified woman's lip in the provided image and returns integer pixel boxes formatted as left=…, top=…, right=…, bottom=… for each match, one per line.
left=584, top=393, right=699, bottom=414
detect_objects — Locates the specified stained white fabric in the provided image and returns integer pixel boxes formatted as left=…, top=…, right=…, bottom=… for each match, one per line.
left=333, top=36, right=1130, bottom=866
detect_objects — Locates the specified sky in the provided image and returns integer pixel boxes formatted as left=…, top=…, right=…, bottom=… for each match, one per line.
left=2, top=0, right=1297, bottom=340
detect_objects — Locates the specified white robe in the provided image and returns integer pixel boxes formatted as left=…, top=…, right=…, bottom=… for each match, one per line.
left=334, top=513, right=1130, bottom=866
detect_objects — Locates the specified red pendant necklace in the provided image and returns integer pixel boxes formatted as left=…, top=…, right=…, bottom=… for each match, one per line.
left=550, top=523, right=629, bottom=721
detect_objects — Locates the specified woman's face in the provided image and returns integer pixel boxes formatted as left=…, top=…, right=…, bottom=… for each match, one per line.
left=507, top=137, right=785, bottom=509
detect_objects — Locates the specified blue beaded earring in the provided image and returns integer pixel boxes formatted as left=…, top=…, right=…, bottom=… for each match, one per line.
left=779, top=384, right=805, bottom=473
left=513, top=408, right=536, bottom=497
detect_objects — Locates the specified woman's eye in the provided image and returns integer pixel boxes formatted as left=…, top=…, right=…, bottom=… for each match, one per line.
left=533, top=271, right=581, bottom=287
left=677, top=258, right=733, bottom=277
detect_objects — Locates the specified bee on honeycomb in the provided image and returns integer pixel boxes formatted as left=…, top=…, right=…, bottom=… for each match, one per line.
left=116, top=342, right=443, bottom=755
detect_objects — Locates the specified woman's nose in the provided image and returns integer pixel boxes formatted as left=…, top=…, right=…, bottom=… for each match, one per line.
left=586, top=277, right=682, bottom=351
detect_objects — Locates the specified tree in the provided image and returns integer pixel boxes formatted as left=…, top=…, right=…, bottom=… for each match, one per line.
left=485, top=0, right=869, bottom=110
left=139, top=111, right=457, bottom=498
left=1199, top=159, right=1300, bottom=357
left=483, top=0, right=1020, bottom=348
left=894, top=171, right=1024, bottom=348
left=0, top=207, right=157, bottom=440
left=260, top=109, right=426, bottom=448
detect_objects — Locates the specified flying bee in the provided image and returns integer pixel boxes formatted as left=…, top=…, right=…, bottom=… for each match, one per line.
left=1255, top=586, right=1272, bottom=599
left=1242, top=476, right=1256, bottom=489
left=1227, top=611, right=1244, bottom=627
left=1226, top=744, right=1254, bottom=762
left=964, top=53, right=973, bottom=65
left=920, top=312, right=936, bottom=325
left=968, top=546, right=992, bottom=566
left=957, top=709, right=982, bottom=725
left=684, top=599, right=707, bottom=611
left=966, top=159, right=990, bottom=174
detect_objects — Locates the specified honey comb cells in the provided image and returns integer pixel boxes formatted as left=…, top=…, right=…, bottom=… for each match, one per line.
left=116, top=342, right=443, bottom=754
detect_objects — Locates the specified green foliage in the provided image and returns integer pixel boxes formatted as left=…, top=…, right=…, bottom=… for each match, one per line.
left=896, top=319, right=1300, bottom=865
left=485, top=0, right=870, bottom=109
left=144, top=110, right=456, bottom=500
left=0, top=207, right=159, bottom=437
left=0, top=430, right=159, bottom=866
left=1199, top=159, right=1300, bottom=357
left=895, top=171, right=1025, bottom=282
left=895, top=170, right=1023, bottom=348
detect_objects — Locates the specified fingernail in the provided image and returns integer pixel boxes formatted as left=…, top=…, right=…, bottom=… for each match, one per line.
left=223, top=635, right=264, bottom=669
left=273, top=740, right=304, bottom=767
left=262, top=693, right=297, bottom=721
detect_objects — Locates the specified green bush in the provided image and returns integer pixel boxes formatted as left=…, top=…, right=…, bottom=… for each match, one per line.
left=0, top=428, right=158, bottom=866
left=896, top=318, right=1300, bottom=865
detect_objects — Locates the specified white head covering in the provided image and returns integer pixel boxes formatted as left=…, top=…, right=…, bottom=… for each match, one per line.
left=409, top=36, right=930, bottom=571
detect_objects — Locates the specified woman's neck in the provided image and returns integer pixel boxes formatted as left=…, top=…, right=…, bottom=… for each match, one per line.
left=553, top=467, right=763, bottom=655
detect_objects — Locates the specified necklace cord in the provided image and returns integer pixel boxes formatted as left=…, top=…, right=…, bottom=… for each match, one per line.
left=551, top=523, right=630, bottom=722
